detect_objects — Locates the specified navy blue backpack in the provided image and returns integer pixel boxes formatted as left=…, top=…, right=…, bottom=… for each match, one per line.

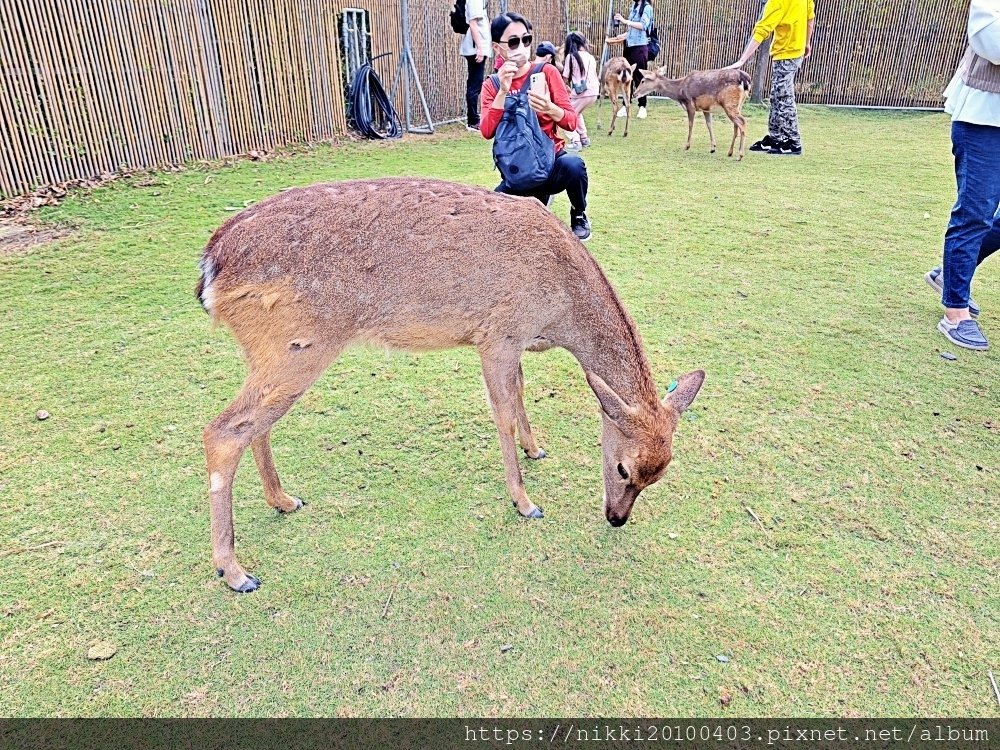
left=488, top=64, right=555, bottom=192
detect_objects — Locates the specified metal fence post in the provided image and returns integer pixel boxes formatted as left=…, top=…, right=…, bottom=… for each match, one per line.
left=392, top=0, right=435, bottom=133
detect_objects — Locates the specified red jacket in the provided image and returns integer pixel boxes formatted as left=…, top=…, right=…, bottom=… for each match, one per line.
left=479, top=64, right=578, bottom=152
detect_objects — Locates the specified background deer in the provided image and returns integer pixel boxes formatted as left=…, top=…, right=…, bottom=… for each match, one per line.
left=598, top=56, right=637, bottom=137
left=634, top=67, right=751, bottom=159
left=196, top=178, right=705, bottom=593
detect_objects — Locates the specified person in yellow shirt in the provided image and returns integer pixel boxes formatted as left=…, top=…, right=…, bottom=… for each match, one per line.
left=725, top=0, right=816, bottom=155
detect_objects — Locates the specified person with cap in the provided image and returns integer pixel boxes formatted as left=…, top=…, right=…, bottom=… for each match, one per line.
left=534, top=40, right=561, bottom=72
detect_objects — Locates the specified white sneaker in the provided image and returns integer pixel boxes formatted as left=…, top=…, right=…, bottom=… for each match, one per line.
left=616, top=106, right=627, bottom=118
left=637, top=106, right=647, bottom=119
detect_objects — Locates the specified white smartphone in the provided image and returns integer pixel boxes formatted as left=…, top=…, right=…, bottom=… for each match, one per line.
left=529, top=72, right=547, bottom=96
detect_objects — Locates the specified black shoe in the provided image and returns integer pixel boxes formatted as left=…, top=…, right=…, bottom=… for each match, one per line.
left=749, top=134, right=776, bottom=152
left=765, top=139, right=802, bottom=156
left=571, top=213, right=591, bottom=242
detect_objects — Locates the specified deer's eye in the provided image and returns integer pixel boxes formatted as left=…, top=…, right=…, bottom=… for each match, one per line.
left=617, top=463, right=630, bottom=480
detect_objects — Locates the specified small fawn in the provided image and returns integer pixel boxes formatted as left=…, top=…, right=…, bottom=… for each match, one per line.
left=635, top=67, right=751, bottom=159
left=598, top=56, right=638, bottom=137
left=196, top=178, right=705, bottom=593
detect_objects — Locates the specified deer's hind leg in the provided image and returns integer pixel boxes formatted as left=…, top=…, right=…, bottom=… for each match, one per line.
left=252, top=429, right=303, bottom=514
left=513, top=360, right=545, bottom=460
left=480, top=346, right=544, bottom=519
left=723, top=99, right=747, bottom=159
left=622, top=92, right=632, bottom=137
left=607, top=89, right=619, bottom=136
left=204, top=339, right=340, bottom=593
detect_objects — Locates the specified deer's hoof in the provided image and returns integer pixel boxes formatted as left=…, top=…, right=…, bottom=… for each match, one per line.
left=276, top=496, right=306, bottom=514
left=518, top=506, right=544, bottom=519
left=229, top=574, right=261, bottom=594
left=525, top=448, right=547, bottom=460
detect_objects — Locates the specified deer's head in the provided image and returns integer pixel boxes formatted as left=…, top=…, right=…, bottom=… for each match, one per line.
left=633, top=66, right=673, bottom=99
left=618, top=62, right=638, bottom=85
left=587, top=370, right=705, bottom=526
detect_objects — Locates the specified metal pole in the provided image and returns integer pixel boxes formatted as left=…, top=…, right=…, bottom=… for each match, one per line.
left=401, top=0, right=412, bottom=130
left=599, top=0, right=615, bottom=68
left=399, top=0, right=435, bottom=132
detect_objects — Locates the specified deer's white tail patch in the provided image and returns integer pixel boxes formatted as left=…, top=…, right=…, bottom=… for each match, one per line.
left=198, top=255, right=218, bottom=314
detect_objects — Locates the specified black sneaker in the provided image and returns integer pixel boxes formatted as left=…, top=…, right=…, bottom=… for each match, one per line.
left=571, top=213, right=591, bottom=242
left=765, top=139, right=802, bottom=156
left=749, top=134, right=776, bottom=152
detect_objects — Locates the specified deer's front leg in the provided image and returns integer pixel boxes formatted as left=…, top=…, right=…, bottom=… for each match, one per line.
left=480, top=348, right=544, bottom=519
left=703, top=111, right=716, bottom=152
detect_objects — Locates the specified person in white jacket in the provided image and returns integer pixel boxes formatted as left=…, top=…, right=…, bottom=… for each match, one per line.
left=924, top=0, right=1000, bottom=350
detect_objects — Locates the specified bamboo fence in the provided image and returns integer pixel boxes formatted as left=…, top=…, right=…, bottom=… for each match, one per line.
left=0, top=0, right=971, bottom=198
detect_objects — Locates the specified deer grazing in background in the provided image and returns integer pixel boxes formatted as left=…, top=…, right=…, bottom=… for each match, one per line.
left=599, top=56, right=638, bottom=137
left=635, top=67, right=751, bottom=159
left=196, top=178, right=705, bottom=593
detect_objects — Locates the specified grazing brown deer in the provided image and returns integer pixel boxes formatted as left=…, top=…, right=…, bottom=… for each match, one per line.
left=196, top=178, right=705, bottom=593
left=634, top=67, right=751, bottom=159
left=598, top=56, right=638, bottom=137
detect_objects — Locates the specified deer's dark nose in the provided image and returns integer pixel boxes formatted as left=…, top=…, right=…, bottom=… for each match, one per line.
left=607, top=514, right=628, bottom=527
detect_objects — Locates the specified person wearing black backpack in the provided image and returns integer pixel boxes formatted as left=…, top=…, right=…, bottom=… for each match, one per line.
left=453, top=0, right=491, bottom=131
left=479, top=13, right=591, bottom=241
left=607, top=0, right=655, bottom=119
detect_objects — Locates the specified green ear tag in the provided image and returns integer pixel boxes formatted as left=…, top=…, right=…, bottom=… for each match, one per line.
left=666, top=380, right=678, bottom=394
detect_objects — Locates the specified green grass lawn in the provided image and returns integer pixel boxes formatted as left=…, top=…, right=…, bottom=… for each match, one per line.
left=1, top=104, right=998, bottom=717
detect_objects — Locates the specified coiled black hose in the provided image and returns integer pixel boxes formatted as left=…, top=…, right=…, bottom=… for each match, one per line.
left=348, top=54, right=403, bottom=140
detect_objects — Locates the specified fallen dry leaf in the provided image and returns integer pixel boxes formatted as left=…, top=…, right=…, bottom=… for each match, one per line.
left=87, top=641, right=117, bottom=660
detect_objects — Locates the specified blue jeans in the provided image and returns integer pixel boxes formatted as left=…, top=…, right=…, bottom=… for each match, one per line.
left=942, top=120, right=1000, bottom=309
left=496, top=150, right=588, bottom=216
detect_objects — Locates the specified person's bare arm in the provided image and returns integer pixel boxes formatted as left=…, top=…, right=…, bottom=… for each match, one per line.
left=725, top=38, right=762, bottom=69
left=469, top=17, right=485, bottom=62
left=725, top=0, right=779, bottom=68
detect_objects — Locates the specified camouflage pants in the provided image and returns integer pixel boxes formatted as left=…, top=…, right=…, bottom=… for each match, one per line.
left=768, top=57, right=803, bottom=146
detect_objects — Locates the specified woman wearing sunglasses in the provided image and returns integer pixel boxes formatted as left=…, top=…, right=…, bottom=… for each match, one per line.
left=478, top=13, right=592, bottom=241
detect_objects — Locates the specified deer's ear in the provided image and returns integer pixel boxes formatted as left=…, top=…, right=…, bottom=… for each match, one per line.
left=586, top=371, right=634, bottom=423
left=663, top=370, right=705, bottom=414
left=629, top=62, right=638, bottom=72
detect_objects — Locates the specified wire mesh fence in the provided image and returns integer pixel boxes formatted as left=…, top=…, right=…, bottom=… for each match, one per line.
left=0, top=0, right=972, bottom=198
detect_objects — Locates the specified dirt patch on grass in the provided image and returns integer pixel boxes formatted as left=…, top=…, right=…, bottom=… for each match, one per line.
left=0, top=219, right=70, bottom=256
